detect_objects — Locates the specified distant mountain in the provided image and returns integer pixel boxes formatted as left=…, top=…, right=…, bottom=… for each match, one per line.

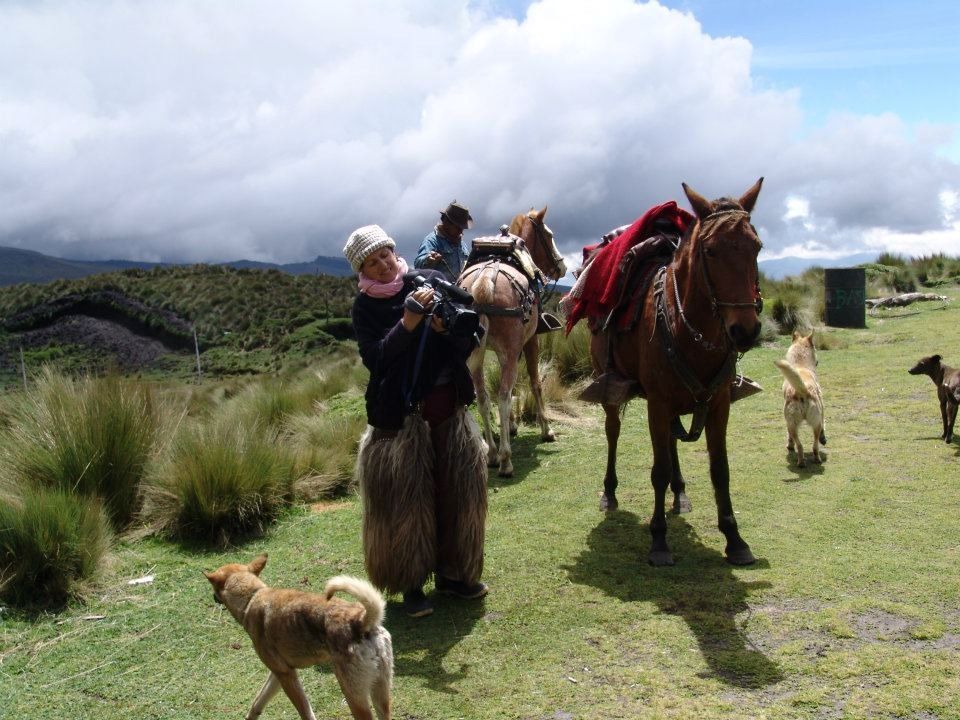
left=0, top=246, right=353, bottom=287
left=759, top=253, right=877, bottom=280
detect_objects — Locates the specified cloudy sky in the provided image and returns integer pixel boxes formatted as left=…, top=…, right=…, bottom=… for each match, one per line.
left=1, top=0, right=958, bottom=270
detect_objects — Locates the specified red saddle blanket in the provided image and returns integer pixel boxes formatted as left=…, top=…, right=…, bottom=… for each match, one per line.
left=562, top=201, right=693, bottom=334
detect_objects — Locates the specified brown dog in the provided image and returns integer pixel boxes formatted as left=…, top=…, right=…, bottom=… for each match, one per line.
left=909, top=354, right=960, bottom=443
left=774, top=331, right=826, bottom=467
left=203, top=554, right=393, bottom=720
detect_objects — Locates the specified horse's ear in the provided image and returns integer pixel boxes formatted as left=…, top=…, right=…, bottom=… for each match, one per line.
left=738, top=177, right=764, bottom=214
left=682, top=183, right=713, bottom=219
left=537, top=205, right=548, bottom=221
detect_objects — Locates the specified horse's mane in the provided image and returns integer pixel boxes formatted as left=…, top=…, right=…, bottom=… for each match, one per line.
left=507, top=213, right=526, bottom=236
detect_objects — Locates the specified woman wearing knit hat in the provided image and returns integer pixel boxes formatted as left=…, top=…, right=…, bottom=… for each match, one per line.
left=344, top=224, right=489, bottom=618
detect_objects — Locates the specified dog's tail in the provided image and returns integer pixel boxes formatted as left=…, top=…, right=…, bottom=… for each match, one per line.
left=324, top=575, right=385, bottom=632
left=774, top=359, right=809, bottom=398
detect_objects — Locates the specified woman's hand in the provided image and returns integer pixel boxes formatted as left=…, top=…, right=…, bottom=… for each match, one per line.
left=402, top=287, right=435, bottom=331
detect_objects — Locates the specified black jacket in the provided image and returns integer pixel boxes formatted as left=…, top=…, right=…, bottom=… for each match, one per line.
left=351, top=270, right=477, bottom=430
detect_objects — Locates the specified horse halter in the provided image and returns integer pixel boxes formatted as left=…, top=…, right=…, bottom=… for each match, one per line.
left=694, top=208, right=764, bottom=318
left=669, top=208, right=763, bottom=352
left=525, top=212, right=565, bottom=281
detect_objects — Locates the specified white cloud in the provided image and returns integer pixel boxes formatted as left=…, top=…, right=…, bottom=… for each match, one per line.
left=0, top=0, right=957, bottom=265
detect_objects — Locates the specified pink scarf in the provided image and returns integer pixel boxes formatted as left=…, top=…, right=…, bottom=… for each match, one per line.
left=358, top=256, right=409, bottom=298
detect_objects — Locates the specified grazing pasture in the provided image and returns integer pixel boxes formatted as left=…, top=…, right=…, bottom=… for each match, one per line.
left=1, top=288, right=959, bottom=719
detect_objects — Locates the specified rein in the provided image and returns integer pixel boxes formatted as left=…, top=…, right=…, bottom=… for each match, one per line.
left=524, top=213, right=566, bottom=288
left=652, top=207, right=760, bottom=442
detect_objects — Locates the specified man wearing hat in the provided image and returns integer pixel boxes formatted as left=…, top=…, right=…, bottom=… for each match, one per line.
left=414, top=200, right=474, bottom=282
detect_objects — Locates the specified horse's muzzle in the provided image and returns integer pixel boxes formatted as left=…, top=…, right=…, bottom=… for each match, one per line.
left=728, top=321, right=761, bottom=352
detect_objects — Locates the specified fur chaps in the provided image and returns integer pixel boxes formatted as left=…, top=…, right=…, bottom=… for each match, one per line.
left=434, top=409, right=488, bottom=584
left=356, top=409, right=488, bottom=594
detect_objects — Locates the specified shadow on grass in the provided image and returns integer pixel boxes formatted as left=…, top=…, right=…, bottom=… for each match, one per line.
left=781, top=451, right=826, bottom=482
left=564, top=511, right=783, bottom=689
left=487, top=429, right=560, bottom=489
left=387, top=594, right=486, bottom=694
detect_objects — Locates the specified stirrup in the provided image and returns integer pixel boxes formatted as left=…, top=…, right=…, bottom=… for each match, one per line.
left=730, top=375, right=763, bottom=403
left=536, top=312, right=564, bottom=334
left=578, top=372, right=640, bottom=405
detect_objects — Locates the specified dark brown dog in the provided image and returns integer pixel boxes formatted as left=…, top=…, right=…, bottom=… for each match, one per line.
left=204, top=554, right=392, bottom=720
left=909, top=354, right=960, bottom=443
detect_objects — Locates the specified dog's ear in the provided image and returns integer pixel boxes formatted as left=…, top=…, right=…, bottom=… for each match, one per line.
left=203, top=569, right=224, bottom=587
left=806, top=331, right=815, bottom=346
left=248, top=553, right=268, bottom=575
left=933, top=354, right=942, bottom=363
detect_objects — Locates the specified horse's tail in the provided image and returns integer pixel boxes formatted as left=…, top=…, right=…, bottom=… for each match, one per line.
left=468, top=263, right=499, bottom=307
left=774, top=359, right=808, bottom=398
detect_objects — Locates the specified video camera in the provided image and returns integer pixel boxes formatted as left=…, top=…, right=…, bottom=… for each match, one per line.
left=404, top=273, right=481, bottom=338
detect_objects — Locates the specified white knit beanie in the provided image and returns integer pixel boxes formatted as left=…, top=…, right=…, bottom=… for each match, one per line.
left=343, top=225, right=396, bottom=272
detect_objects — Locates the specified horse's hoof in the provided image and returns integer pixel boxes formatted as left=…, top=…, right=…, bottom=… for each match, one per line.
left=726, top=547, right=756, bottom=565
left=672, top=494, right=692, bottom=514
left=599, top=494, right=618, bottom=512
left=648, top=550, right=675, bottom=567
left=542, top=431, right=556, bottom=442
left=487, top=456, right=499, bottom=468
left=498, top=462, right=514, bottom=477
left=509, top=426, right=518, bottom=437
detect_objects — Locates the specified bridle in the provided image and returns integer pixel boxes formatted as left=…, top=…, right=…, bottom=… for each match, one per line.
left=523, top=212, right=566, bottom=283
left=670, top=207, right=763, bottom=352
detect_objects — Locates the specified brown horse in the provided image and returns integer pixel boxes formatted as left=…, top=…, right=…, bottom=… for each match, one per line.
left=590, top=179, right=764, bottom=566
left=459, top=207, right=567, bottom=477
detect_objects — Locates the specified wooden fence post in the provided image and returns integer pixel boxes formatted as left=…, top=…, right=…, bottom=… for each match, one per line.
left=193, top=327, right=203, bottom=382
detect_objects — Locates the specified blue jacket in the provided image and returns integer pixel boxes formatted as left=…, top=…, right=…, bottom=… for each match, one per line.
left=414, top=227, right=468, bottom=282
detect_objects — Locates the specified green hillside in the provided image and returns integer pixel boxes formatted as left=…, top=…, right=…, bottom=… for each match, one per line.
left=0, top=264, right=357, bottom=381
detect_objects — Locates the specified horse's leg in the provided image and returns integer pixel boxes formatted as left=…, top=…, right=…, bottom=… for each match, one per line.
left=600, top=403, right=621, bottom=511
left=946, top=399, right=957, bottom=443
left=647, top=403, right=675, bottom=566
left=495, top=350, right=520, bottom=477
left=522, top=334, right=555, bottom=442
left=705, top=402, right=755, bottom=565
left=468, top=343, right=498, bottom=468
left=669, top=438, right=692, bottom=514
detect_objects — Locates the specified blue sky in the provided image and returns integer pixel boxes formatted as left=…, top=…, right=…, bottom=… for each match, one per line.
left=496, top=0, right=959, bottom=147
left=0, top=0, right=957, bottom=265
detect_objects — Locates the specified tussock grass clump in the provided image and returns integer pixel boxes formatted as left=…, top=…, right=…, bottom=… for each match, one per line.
left=220, top=358, right=365, bottom=431
left=283, top=411, right=366, bottom=500
left=141, top=420, right=294, bottom=546
left=1, top=370, right=160, bottom=529
left=0, top=486, right=111, bottom=609
left=540, top=323, right=593, bottom=382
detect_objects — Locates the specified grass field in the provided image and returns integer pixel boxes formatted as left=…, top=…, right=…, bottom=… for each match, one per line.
left=2, top=291, right=959, bottom=719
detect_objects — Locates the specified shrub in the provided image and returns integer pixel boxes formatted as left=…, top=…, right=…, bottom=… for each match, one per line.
left=282, top=411, right=366, bottom=500
left=540, top=323, right=593, bottom=382
left=140, top=419, right=294, bottom=546
left=1, top=371, right=160, bottom=529
left=0, top=486, right=111, bottom=609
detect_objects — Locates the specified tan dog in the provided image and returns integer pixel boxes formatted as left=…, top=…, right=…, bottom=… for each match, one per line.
left=774, top=331, right=827, bottom=467
left=203, top=554, right=392, bottom=720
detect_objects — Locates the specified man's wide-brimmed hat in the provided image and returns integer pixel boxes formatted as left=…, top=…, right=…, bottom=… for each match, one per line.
left=343, top=224, right=396, bottom=272
left=440, top=200, right=474, bottom=230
